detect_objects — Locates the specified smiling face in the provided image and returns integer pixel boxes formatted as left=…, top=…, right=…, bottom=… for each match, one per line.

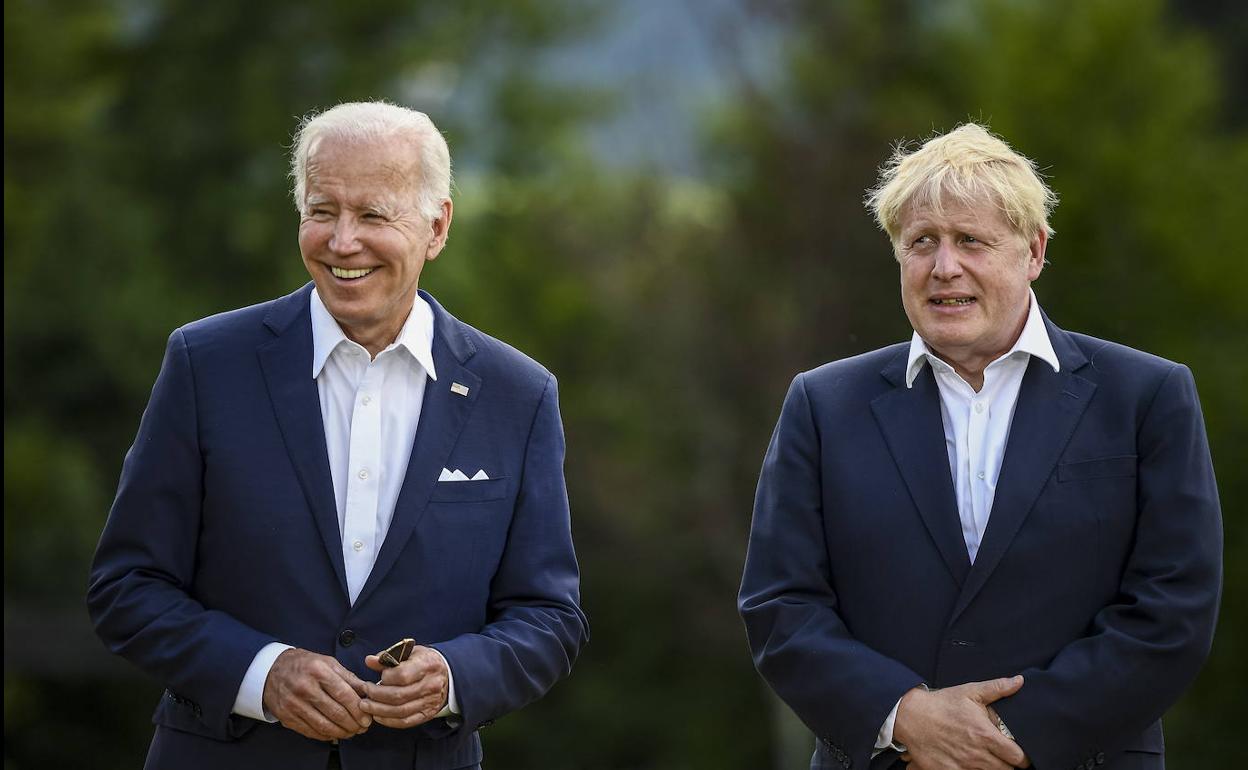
left=897, top=194, right=1046, bottom=385
left=297, top=133, right=452, bottom=355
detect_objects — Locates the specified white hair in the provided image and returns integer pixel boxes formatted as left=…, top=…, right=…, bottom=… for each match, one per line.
left=289, top=101, right=452, bottom=220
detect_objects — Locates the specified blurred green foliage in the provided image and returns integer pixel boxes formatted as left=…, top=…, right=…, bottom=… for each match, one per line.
left=4, top=0, right=1244, bottom=768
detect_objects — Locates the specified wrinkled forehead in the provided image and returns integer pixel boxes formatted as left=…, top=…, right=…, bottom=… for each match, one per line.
left=304, top=133, right=421, bottom=194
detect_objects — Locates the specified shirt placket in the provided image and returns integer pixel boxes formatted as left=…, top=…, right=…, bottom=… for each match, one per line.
left=343, top=358, right=382, bottom=604
left=966, top=381, right=990, bottom=562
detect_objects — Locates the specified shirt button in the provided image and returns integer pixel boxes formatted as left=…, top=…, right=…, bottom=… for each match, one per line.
left=974, top=402, right=984, bottom=413
left=977, top=471, right=986, bottom=480
left=352, top=540, right=364, bottom=552
left=361, top=395, right=372, bottom=405
left=358, top=468, right=370, bottom=480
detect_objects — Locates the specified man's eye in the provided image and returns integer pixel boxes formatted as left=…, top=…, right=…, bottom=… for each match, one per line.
left=912, top=235, right=934, bottom=246
left=961, top=235, right=980, bottom=244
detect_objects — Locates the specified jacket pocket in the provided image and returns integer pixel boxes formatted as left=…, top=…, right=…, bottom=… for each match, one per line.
left=1058, top=455, right=1137, bottom=482
left=429, top=477, right=509, bottom=503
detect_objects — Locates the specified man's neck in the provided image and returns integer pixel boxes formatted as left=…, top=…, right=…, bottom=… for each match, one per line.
left=342, top=315, right=409, bottom=359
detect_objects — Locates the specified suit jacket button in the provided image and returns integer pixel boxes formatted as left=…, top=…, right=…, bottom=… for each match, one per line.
left=338, top=629, right=356, bottom=647
left=1095, top=752, right=1105, bottom=765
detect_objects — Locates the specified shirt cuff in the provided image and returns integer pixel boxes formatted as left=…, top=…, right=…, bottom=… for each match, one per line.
left=231, top=642, right=293, bottom=722
left=430, top=648, right=460, bottom=717
left=874, top=697, right=906, bottom=753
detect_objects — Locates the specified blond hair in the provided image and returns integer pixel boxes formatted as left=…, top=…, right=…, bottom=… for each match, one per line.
left=290, top=101, right=452, bottom=220
left=865, top=123, right=1057, bottom=247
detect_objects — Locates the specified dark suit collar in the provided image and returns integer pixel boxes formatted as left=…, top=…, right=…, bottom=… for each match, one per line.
left=262, top=282, right=315, bottom=336
left=1042, top=309, right=1089, bottom=374
left=420, top=288, right=477, bottom=366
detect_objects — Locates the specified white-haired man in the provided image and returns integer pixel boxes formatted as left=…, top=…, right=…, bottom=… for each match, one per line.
left=89, top=101, right=588, bottom=770
left=740, top=124, right=1221, bottom=770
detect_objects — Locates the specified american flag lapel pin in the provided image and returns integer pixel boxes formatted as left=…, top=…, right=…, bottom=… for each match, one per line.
left=451, top=382, right=470, bottom=397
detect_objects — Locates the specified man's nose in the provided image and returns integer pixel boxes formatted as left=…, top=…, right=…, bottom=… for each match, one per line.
left=931, top=242, right=963, bottom=280
left=329, top=216, right=362, bottom=254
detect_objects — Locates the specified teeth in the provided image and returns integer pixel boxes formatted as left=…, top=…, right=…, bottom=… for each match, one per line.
left=330, top=266, right=375, bottom=279
left=933, top=298, right=974, bottom=305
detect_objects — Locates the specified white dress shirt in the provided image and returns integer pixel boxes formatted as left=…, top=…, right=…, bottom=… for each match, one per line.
left=232, top=289, right=459, bottom=721
left=876, top=290, right=1059, bottom=751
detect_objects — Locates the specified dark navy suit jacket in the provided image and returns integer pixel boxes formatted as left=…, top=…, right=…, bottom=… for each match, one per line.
left=739, top=317, right=1221, bottom=770
left=89, top=285, right=588, bottom=770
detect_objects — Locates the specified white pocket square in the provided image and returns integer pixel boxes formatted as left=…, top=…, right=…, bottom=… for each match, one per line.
left=439, top=468, right=490, bottom=482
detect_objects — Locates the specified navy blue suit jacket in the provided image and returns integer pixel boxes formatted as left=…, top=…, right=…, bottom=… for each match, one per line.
left=89, top=285, right=588, bottom=770
left=739, top=317, right=1221, bottom=770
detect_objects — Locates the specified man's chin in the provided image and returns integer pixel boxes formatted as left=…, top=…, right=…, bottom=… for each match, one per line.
left=916, top=323, right=977, bottom=351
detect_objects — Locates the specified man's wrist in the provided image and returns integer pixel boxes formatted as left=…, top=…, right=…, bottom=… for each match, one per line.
left=428, top=647, right=459, bottom=717
left=892, top=683, right=935, bottom=749
left=875, top=697, right=905, bottom=753
left=233, top=641, right=293, bottom=721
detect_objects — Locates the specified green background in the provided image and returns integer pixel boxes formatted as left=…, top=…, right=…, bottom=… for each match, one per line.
left=5, top=0, right=1245, bottom=767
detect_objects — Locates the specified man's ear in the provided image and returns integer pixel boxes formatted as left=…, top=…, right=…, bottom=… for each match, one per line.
left=1027, top=229, right=1048, bottom=280
left=425, top=199, right=454, bottom=261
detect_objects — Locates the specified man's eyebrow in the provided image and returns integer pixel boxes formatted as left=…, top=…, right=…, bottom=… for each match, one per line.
left=362, top=199, right=403, bottom=217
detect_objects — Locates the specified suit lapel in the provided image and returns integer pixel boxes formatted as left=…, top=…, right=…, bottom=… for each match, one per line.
left=948, top=320, right=1095, bottom=623
left=354, top=292, right=480, bottom=607
left=256, top=285, right=349, bottom=599
left=871, top=352, right=971, bottom=587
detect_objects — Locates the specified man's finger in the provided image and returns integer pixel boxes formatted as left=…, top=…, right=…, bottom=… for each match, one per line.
left=359, top=694, right=434, bottom=718
left=280, top=714, right=333, bottom=742
left=988, top=736, right=1027, bottom=768
left=306, top=684, right=370, bottom=735
left=359, top=692, right=443, bottom=728
left=322, top=669, right=371, bottom=728
left=331, top=660, right=369, bottom=695
left=362, top=678, right=442, bottom=706
left=371, top=705, right=438, bottom=729
left=362, top=681, right=415, bottom=706
left=376, top=657, right=442, bottom=687
left=287, top=696, right=357, bottom=740
left=969, top=675, right=1023, bottom=704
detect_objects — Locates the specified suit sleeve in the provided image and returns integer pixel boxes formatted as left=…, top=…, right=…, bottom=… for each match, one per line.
left=87, top=329, right=276, bottom=740
left=739, top=373, right=924, bottom=767
left=430, top=374, right=589, bottom=731
left=995, top=364, right=1223, bottom=769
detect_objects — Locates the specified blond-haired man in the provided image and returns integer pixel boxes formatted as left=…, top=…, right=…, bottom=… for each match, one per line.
left=740, top=124, right=1221, bottom=770
left=89, top=102, right=588, bottom=769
